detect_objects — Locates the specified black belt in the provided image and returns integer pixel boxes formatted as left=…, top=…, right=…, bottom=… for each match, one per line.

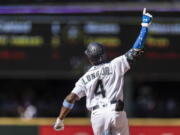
left=92, top=100, right=124, bottom=111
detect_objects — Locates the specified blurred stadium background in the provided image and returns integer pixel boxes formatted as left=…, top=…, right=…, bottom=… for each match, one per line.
left=0, top=0, right=180, bottom=135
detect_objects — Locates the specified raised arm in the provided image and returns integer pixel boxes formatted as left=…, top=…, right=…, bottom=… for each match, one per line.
left=125, top=8, right=153, bottom=63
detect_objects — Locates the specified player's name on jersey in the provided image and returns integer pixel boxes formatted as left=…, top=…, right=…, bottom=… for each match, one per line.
left=82, top=66, right=112, bottom=85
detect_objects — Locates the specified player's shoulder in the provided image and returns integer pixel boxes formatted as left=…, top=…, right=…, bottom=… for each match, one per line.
left=110, top=54, right=130, bottom=71
left=111, top=55, right=126, bottom=64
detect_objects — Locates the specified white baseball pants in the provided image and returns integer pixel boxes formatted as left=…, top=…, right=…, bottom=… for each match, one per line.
left=90, top=105, right=130, bottom=135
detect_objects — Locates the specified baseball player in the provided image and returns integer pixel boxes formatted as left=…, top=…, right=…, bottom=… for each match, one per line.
left=54, top=8, right=153, bottom=135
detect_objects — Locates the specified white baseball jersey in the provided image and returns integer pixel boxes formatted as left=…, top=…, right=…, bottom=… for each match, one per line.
left=72, top=55, right=130, bottom=111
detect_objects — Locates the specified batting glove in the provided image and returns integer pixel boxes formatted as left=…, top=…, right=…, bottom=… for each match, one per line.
left=53, top=118, right=64, bottom=131
left=141, top=8, right=153, bottom=27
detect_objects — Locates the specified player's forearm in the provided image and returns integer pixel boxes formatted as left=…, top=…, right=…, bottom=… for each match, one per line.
left=125, top=8, right=152, bottom=62
left=125, top=27, right=148, bottom=62
left=54, top=93, right=79, bottom=131
left=58, top=106, right=72, bottom=120
left=58, top=93, right=78, bottom=120
left=131, top=8, right=152, bottom=50
left=132, top=27, right=148, bottom=50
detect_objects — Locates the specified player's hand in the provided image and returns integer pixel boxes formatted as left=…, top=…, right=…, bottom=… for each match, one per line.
left=141, top=8, right=153, bottom=27
left=53, top=118, right=64, bottom=131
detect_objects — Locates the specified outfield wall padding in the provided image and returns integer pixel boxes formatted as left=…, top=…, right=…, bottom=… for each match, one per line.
left=0, top=118, right=180, bottom=135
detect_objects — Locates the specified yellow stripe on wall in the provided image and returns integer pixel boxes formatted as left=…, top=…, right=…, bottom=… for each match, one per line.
left=0, top=118, right=90, bottom=126
left=129, top=118, right=180, bottom=126
left=0, top=118, right=180, bottom=126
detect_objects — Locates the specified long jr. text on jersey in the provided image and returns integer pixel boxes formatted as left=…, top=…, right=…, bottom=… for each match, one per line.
left=82, top=66, right=112, bottom=85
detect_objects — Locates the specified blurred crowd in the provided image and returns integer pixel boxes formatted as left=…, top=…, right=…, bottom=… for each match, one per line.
left=133, top=82, right=180, bottom=117
left=0, top=79, right=87, bottom=118
left=0, top=79, right=179, bottom=118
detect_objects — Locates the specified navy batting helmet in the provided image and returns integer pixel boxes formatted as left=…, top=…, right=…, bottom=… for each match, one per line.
left=85, top=42, right=106, bottom=65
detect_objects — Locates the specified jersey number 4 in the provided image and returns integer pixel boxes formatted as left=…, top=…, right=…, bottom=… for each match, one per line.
left=94, top=79, right=106, bottom=98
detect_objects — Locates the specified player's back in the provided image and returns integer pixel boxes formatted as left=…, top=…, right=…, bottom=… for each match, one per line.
left=77, top=55, right=130, bottom=110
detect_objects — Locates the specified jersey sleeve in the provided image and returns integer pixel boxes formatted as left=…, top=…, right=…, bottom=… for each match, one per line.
left=71, top=78, right=86, bottom=99
left=111, top=55, right=130, bottom=75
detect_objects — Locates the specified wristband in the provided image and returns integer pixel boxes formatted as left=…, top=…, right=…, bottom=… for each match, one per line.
left=63, top=100, right=74, bottom=109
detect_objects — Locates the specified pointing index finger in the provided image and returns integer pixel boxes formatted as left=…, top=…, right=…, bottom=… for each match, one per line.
left=143, top=8, right=146, bottom=14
